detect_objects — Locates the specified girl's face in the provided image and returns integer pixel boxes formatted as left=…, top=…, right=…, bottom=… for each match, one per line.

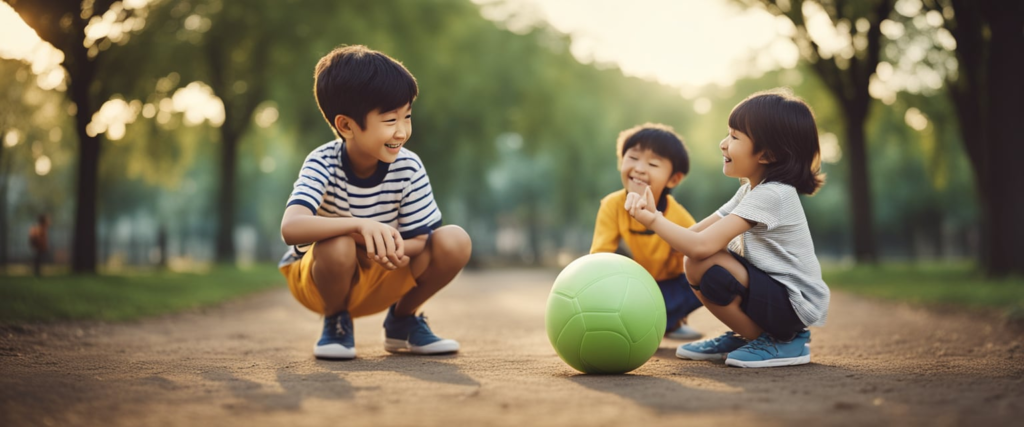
left=720, top=128, right=769, bottom=182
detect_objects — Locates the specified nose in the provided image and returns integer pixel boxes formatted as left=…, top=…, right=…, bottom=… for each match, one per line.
left=394, top=121, right=410, bottom=141
left=719, top=137, right=728, bottom=151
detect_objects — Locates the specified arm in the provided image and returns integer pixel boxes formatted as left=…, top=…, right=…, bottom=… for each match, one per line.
left=626, top=186, right=753, bottom=260
left=688, top=212, right=723, bottom=233
left=280, top=205, right=405, bottom=266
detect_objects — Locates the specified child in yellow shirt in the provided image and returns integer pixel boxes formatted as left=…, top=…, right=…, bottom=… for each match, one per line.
left=590, top=123, right=704, bottom=340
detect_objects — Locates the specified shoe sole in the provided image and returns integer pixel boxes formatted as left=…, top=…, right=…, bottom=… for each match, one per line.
left=675, top=347, right=727, bottom=361
left=314, top=343, right=356, bottom=360
left=384, top=338, right=460, bottom=354
left=725, top=354, right=810, bottom=368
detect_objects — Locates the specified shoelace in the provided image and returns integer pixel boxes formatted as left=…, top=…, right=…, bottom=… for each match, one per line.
left=334, top=315, right=349, bottom=336
left=700, top=332, right=736, bottom=350
left=745, top=336, right=779, bottom=354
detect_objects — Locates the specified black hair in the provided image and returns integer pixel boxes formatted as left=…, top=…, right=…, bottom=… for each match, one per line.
left=728, top=89, right=825, bottom=195
left=616, top=123, right=690, bottom=176
left=313, top=45, right=418, bottom=136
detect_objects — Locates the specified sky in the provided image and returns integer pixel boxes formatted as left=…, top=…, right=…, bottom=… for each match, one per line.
left=478, top=0, right=800, bottom=93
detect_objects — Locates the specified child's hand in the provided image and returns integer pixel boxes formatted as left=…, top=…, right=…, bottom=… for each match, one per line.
left=624, top=186, right=661, bottom=229
left=358, top=220, right=405, bottom=269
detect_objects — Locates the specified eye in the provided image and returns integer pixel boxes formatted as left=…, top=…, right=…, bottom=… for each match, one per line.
left=627, top=156, right=639, bottom=160
left=405, top=114, right=412, bottom=120
left=648, top=163, right=659, bottom=168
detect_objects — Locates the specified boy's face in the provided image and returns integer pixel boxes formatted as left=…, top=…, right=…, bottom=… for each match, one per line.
left=620, top=146, right=683, bottom=203
left=336, top=103, right=413, bottom=168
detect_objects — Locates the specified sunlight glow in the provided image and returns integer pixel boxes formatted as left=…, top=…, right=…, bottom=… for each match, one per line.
left=904, top=107, right=929, bottom=131
left=819, top=132, right=842, bottom=164
left=0, top=3, right=66, bottom=89
left=487, top=0, right=800, bottom=90
left=4, top=130, right=20, bottom=148
left=35, top=155, right=52, bottom=176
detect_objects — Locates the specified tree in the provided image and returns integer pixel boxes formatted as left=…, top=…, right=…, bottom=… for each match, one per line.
left=4, top=0, right=146, bottom=273
left=922, top=0, right=1024, bottom=276
left=750, top=0, right=894, bottom=263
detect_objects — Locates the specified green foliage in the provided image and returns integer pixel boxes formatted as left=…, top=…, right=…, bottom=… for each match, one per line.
left=823, top=262, right=1024, bottom=319
left=1, top=0, right=985, bottom=266
left=0, top=265, right=282, bottom=323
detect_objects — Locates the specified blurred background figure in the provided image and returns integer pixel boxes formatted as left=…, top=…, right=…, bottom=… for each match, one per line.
left=28, top=213, right=49, bottom=277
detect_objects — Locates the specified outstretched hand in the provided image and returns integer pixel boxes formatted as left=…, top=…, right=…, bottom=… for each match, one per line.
left=624, top=185, right=660, bottom=228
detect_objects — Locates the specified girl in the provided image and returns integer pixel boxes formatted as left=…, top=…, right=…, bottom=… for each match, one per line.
left=624, top=89, right=830, bottom=368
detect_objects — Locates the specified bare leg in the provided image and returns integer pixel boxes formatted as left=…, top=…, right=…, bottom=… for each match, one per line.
left=393, top=225, right=472, bottom=317
left=311, top=235, right=359, bottom=316
left=684, top=251, right=763, bottom=340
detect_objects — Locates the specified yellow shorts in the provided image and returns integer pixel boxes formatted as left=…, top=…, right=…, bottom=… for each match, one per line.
left=279, top=242, right=417, bottom=318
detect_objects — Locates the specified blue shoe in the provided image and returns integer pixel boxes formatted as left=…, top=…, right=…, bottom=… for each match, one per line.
left=675, top=331, right=748, bottom=360
left=314, top=311, right=356, bottom=359
left=665, top=323, right=703, bottom=341
left=383, top=305, right=459, bottom=354
left=725, top=330, right=811, bottom=368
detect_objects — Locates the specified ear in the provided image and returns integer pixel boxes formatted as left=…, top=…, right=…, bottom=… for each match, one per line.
left=333, top=114, right=359, bottom=140
left=666, top=171, right=685, bottom=189
left=757, top=150, right=776, bottom=165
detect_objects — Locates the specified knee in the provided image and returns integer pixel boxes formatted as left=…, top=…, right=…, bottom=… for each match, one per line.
left=683, top=255, right=709, bottom=285
left=694, top=265, right=746, bottom=307
left=315, top=235, right=357, bottom=270
left=430, top=225, right=472, bottom=265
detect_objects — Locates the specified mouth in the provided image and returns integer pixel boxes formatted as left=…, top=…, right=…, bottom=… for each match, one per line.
left=629, top=176, right=649, bottom=187
left=723, top=154, right=732, bottom=163
left=385, top=143, right=402, bottom=150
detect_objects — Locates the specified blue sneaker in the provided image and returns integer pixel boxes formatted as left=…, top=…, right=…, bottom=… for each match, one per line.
left=725, top=330, right=811, bottom=368
left=675, top=331, right=748, bottom=360
left=314, top=311, right=356, bottom=359
left=383, top=305, right=459, bottom=354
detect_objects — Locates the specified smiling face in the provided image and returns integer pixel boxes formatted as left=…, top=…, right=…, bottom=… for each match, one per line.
left=620, top=146, right=684, bottom=203
left=720, top=127, right=770, bottom=183
left=336, top=103, right=412, bottom=177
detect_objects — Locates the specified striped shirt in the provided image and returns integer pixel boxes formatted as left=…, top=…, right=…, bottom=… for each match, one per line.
left=279, top=140, right=443, bottom=267
left=717, top=182, right=830, bottom=327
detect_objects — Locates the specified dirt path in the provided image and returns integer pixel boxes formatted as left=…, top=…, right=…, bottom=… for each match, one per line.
left=1, top=269, right=1022, bottom=426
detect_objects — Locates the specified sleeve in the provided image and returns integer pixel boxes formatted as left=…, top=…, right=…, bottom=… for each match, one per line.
left=716, top=185, right=746, bottom=218
left=589, top=195, right=621, bottom=254
left=286, top=147, right=332, bottom=214
left=397, top=162, right=442, bottom=239
left=730, top=185, right=783, bottom=230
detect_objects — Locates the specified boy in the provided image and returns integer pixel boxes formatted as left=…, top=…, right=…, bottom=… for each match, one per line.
left=590, top=124, right=704, bottom=340
left=279, top=45, right=472, bottom=360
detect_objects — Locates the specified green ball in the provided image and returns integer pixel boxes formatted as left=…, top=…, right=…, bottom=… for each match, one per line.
left=545, top=253, right=666, bottom=374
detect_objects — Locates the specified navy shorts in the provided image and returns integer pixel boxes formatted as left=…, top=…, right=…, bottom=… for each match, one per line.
left=694, top=251, right=805, bottom=341
left=657, top=274, right=704, bottom=333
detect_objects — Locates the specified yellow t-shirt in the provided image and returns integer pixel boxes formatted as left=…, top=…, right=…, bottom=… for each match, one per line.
left=589, top=189, right=697, bottom=281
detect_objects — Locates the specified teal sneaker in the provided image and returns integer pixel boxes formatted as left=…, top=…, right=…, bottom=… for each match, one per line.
left=383, top=305, right=459, bottom=354
left=314, top=311, right=356, bottom=360
left=725, top=330, right=811, bottom=368
left=675, top=331, right=748, bottom=360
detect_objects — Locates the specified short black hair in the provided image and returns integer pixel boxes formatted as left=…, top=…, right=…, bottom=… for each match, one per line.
left=314, top=45, right=418, bottom=136
left=728, top=89, right=825, bottom=195
left=616, top=123, right=690, bottom=176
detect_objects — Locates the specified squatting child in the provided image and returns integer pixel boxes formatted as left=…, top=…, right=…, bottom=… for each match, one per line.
left=590, top=123, right=705, bottom=341
left=279, top=45, right=472, bottom=360
left=625, top=90, right=830, bottom=368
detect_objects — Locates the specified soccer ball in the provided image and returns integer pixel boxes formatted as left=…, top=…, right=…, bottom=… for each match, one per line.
left=546, top=253, right=666, bottom=374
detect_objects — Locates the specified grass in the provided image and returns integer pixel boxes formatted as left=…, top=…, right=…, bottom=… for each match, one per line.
left=823, top=262, right=1024, bottom=321
left=0, top=264, right=283, bottom=324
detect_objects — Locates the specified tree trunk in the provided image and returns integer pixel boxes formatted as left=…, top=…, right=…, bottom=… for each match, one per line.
left=215, top=125, right=238, bottom=264
left=843, top=114, right=877, bottom=263
left=981, top=2, right=1024, bottom=275
left=69, top=44, right=100, bottom=274
left=945, top=0, right=1024, bottom=276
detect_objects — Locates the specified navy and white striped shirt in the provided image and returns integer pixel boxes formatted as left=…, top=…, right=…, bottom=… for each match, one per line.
left=279, top=140, right=443, bottom=267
